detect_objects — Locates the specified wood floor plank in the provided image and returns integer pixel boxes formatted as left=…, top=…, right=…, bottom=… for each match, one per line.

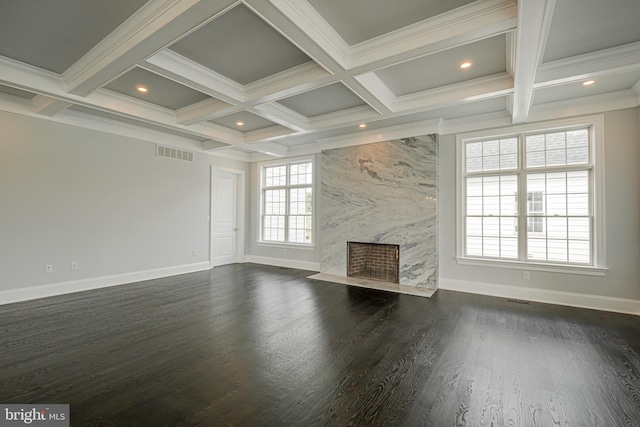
left=1, top=263, right=639, bottom=426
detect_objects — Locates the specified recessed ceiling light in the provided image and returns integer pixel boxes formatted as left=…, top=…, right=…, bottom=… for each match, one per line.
left=583, top=80, right=595, bottom=86
left=136, top=86, right=148, bottom=93
left=460, top=62, right=472, bottom=69
left=359, top=124, right=367, bottom=128
left=236, top=121, right=244, bottom=127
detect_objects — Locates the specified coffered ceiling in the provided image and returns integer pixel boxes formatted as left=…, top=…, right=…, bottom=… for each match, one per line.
left=0, top=0, right=639, bottom=161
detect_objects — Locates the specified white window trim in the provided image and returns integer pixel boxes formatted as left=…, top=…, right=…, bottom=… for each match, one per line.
left=258, top=155, right=316, bottom=247
left=455, top=115, right=607, bottom=276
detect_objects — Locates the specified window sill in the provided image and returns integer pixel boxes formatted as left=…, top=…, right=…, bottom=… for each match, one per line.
left=454, top=257, right=607, bottom=276
left=258, top=241, right=316, bottom=251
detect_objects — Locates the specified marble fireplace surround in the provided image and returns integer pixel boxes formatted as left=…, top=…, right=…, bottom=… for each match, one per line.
left=309, top=135, right=438, bottom=298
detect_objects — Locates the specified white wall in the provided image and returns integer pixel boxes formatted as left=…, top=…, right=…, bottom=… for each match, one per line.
left=0, top=111, right=248, bottom=302
left=438, top=108, right=640, bottom=312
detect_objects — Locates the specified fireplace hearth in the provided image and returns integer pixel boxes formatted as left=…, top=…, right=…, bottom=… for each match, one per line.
left=347, top=242, right=399, bottom=283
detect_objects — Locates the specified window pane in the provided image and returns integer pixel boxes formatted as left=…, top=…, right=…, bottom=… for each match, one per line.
left=264, top=189, right=285, bottom=215
left=500, top=238, right=518, bottom=258
left=568, top=217, right=590, bottom=240
left=466, top=139, right=518, bottom=172
left=569, top=240, right=590, bottom=264
left=483, top=176, right=500, bottom=196
left=467, top=197, right=483, bottom=215
left=265, top=165, right=286, bottom=187
left=483, top=237, right=500, bottom=257
left=547, top=217, right=567, bottom=239
left=546, top=132, right=565, bottom=151
left=467, top=217, right=482, bottom=236
left=288, top=215, right=312, bottom=244
left=528, top=238, right=546, bottom=260
left=548, top=239, right=568, bottom=262
left=467, top=177, right=483, bottom=196
left=483, top=217, right=499, bottom=237
left=567, top=171, right=589, bottom=193
left=290, top=162, right=312, bottom=185
left=483, top=196, right=500, bottom=216
left=467, top=236, right=482, bottom=256
left=263, top=215, right=285, bottom=242
left=567, top=147, right=588, bottom=164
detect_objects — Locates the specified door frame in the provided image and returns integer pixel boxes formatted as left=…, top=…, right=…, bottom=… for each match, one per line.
left=210, top=166, right=245, bottom=268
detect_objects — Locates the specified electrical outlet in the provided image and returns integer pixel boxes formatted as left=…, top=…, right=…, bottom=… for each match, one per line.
left=192, top=249, right=198, bottom=256
left=523, top=271, right=530, bottom=280
left=45, top=264, right=53, bottom=273
left=71, top=261, right=79, bottom=270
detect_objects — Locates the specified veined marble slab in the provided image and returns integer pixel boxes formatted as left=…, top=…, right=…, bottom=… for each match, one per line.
left=308, top=273, right=437, bottom=298
left=320, top=135, right=438, bottom=289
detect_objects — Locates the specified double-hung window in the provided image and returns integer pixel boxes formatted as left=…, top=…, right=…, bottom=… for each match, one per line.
left=457, top=117, right=605, bottom=273
left=261, top=159, right=313, bottom=245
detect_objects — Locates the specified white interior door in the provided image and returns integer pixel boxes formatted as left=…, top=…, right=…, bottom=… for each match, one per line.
left=213, top=170, right=238, bottom=266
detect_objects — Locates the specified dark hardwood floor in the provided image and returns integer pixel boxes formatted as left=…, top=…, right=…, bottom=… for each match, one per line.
left=1, top=263, right=639, bottom=426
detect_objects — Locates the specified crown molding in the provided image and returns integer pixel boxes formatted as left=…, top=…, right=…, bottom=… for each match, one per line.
left=32, top=95, right=73, bottom=117
left=202, top=144, right=252, bottom=162
left=316, top=119, right=440, bottom=152
left=528, top=90, right=640, bottom=123
left=438, top=111, right=513, bottom=135
left=394, top=73, right=514, bottom=112
left=536, top=42, right=640, bottom=87
left=0, top=56, right=67, bottom=96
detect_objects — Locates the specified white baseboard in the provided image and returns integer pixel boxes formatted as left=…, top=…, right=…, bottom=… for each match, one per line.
left=245, top=255, right=320, bottom=272
left=439, top=278, right=640, bottom=316
left=0, top=262, right=212, bottom=306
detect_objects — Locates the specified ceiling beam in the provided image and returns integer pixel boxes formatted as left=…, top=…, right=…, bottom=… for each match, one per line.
left=511, top=0, right=556, bottom=124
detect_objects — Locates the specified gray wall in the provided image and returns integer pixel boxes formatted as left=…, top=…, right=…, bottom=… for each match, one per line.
left=0, top=111, right=248, bottom=294
left=438, top=108, right=640, bottom=300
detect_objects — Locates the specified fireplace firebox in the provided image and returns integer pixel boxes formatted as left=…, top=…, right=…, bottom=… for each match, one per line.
left=347, top=242, right=399, bottom=283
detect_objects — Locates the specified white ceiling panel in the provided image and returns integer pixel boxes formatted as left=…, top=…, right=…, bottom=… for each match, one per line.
left=0, top=84, right=37, bottom=100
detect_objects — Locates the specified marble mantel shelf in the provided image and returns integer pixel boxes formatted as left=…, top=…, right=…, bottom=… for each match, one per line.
left=308, top=273, right=437, bottom=298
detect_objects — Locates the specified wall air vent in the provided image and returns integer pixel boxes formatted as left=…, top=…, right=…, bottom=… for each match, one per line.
left=157, top=145, right=194, bottom=162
